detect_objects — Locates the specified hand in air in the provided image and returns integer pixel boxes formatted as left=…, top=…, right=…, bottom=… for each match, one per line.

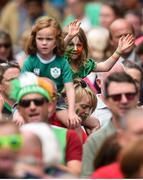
left=68, top=19, right=81, bottom=38
left=117, top=34, right=135, bottom=54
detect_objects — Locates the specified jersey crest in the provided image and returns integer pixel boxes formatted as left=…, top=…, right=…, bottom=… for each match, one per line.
left=50, top=67, right=61, bottom=79
left=33, top=68, right=40, bottom=75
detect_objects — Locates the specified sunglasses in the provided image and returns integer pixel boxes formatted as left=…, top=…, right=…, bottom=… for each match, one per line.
left=0, top=43, right=10, bottom=49
left=19, top=97, right=48, bottom=108
left=107, top=92, right=137, bottom=102
left=0, top=134, right=22, bottom=150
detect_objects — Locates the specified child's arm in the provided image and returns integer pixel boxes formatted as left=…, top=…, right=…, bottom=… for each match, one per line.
left=64, top=19, right=81, bottom=47
left=64, top=82, right=81, bottom=128
left=93, top=34, right=134, bottom=72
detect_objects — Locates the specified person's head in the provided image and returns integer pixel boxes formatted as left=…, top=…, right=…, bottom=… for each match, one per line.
left=96, top=62, right=125, bottom=95
left=20, top=122, right=61, bottom=166
left=66, top=27, right=88, bottom=67
left=120, top=138, right=143, bottom=178
left=74, top=79, right=97, bottom=121
left=100, top=2, right=122, bottom=29
left=119, top=108, right=143, bottom=146
left=109, top=18, right=134, bottom=53
left=66, top=0, right=85, bottom=19
left=62, top=78, right=97, bottom=121
left=0, top=62, right=20, bottom=97
left=26, top=16, right=65, bottom=58
left=104, top=72, right=138, bottom=119
left=87, top=27, right=109, bottom=61
left=124, top=10, right=142, bottom=38
left=124, top=61, right=143, bottom=93
left=25, top=0, right=44, bottom=19
left=0, top=30, right=14, bottom=61
left=0, top=117, right=22, bottom=177
left=94, top=133, right=121, bottom=170
left=10, top=72, right=56, bottom=123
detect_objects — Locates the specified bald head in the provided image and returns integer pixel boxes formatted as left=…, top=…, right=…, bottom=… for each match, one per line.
left=109, top=18, right=134, bottom=52
left=110, top=18, right=133, bottom=35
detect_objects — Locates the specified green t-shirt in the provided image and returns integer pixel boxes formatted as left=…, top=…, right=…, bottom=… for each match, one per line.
left=71, top=58, right=97, bottom=79
left=21, top=55, right=73, bottom=93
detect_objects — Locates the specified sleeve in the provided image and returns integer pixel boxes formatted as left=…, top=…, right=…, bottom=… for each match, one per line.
left=62, top=57, right=73, bottom=83
left=65, top=130, right=82, bottom=162
left=81, top=130, right=106, bottom=178
left=85, top=59, right=97, bottom=73
left=21, top=56, right=33, bottom=73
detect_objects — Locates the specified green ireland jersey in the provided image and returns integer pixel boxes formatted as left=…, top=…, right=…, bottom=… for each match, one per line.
left=21, top=55, right=73, bottom=93
left=71, top=58, right=97, bottom=79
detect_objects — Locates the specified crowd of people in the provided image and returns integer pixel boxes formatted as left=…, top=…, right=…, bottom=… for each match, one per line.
left=0, top=0, right=143, bottom=178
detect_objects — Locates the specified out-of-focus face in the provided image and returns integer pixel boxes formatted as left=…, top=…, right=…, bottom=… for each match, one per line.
left=67, top=36, right=83, bottom=60
left=36, top=27, right=57, bottom=59
left=26, top=2, right=43, bottom=18
left=66, top=0, right=85, bottom=18
left=100, top=5, right=117, bottom=29
left=125, top=13, right=141, bottom=37
left=0, top=125, right=21, bottom=174
left=0, top=37, right=11, bottom=60
left=75, top=95, right=92, bottom=121
left=110, top=20, right=134, bottom=53
left=1, top=67, right=20, bottom=96
left=105, top=82, right=138, bottom=119
left=125, top=116, right=143, bottom=143
left=125, top=68, right=142, bottom=92
left=18, top=93, right=50, bottom=123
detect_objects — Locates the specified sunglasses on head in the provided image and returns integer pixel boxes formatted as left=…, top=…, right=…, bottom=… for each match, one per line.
left=19, top=97, right=48, bottom=108
left=107, top=92, right=137, bottom=102
left=0, top=43, right=10, bottom=49
left=0, top=134, right=22, bottom=150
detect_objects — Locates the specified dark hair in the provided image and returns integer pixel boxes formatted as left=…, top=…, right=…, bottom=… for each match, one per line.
left=124, top=60, right=143, bottom=81
left=25, top=0, right=44, bottom=6
left=104, top=72, right=138, bottom=98
left=120, top=138, right=143, bottom=178
left=0, top=30, right=15, bottom=61
left=26, top=16, right=65, bottom=56
left=0, top=61, right=20, bottom=83
left=102, top=1, right=123, bottom=18
left=124, top=9, right=142, bottom=24
left=94, top=133, right=121, bottom=170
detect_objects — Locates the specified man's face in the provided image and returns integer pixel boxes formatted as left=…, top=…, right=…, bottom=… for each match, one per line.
left=18, top=93, right=50, bottom=123
left=110, top=22, right=134, bottom=52
left=1, top=67, right=20, bottom=96
left=125, top=68, right=142, bottom=92
left=105, top=82, right=138, bottom=119
left=0, top=125, right=20, bottom=174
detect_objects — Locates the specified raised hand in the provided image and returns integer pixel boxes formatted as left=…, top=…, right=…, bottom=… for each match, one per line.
left=68, top=19, right=81, bottom=38
left=117, top=34, right=135, bottom=54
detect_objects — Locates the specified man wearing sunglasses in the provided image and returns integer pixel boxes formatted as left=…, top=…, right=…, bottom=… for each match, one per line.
left=82, top=71, right=139, bottom=178
left=9, top=72, right=82, bottom=177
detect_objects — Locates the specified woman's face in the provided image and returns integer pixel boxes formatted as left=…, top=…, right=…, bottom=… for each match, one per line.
left=100, top=5, right=117, bottom=28
left=67, top=36, right=83, bottom=60
left=75, top=95, right=92, bottom=121
left=0, top=37, right=11, bottom=60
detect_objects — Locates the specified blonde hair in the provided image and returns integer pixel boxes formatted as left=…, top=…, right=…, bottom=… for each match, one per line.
left=74, top=78, right=97, bottom=113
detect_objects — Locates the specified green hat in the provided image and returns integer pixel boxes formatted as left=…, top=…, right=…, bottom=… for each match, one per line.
left=9, top=72, right=51, bottom=102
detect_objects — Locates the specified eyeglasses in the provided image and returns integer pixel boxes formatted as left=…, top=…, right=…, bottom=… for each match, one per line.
left=19, top=97, right=48, bottom=108
left=0, top=43, right=10, bottom=49
left=107, top=92, right=137, bottom=102
left=0, top=134, right=22, bottom=150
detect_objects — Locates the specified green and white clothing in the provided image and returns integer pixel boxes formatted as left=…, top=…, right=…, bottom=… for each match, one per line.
left=71, top=58, right=97, bottom=79
left=21, top=54, right=73, bottom=93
